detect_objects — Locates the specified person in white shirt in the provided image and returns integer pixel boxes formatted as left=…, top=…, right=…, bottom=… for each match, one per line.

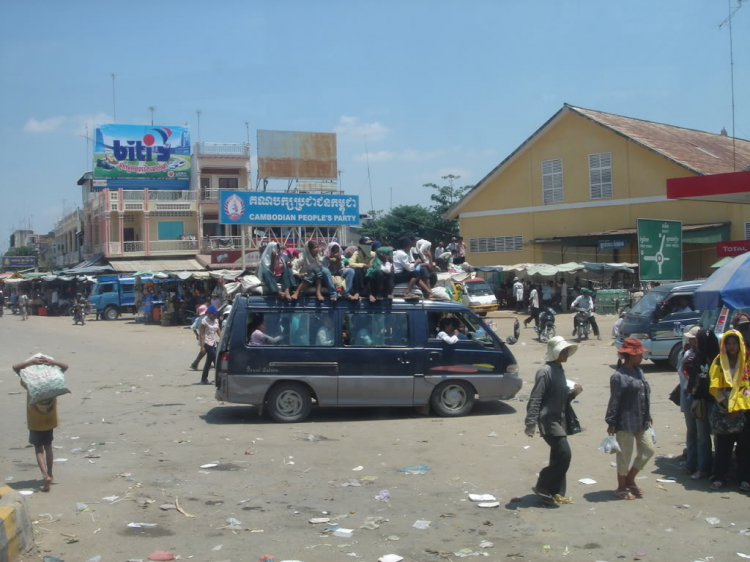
left=436, top=317, right=460, bottom=345
left=51, top=289, right=59, bottom=316
left=513, top=277, right=524, bottom=313
left=524, top=285, right=541, bottom=328
left=558, top=278, right=568, bottom=312
left=393, top=237, right=432, bottom=299
left=316, top=314, right=335, bottom=346
left=672, top=297, right=693, bottom=314
left=570, top=288, right=600, bottom=339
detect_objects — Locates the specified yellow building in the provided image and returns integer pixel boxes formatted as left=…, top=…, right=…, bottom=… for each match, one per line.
left=447, top=104, right=750, bottom=280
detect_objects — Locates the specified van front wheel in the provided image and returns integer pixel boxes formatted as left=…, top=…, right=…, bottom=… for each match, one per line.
left=430, top=381, right=475, bottom=417
left=267, top=382, right=312, bottom=423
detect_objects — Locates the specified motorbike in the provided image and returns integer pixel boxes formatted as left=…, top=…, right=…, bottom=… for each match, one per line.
left=534, top=305, right=556, bottom=343
left=73, top=303, right=86, bottom=325
left=574, top=308, right=592, bottom=342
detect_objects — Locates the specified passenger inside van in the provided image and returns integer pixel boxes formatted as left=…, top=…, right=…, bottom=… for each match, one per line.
left=316, top=314, right=335, bottom=346
left=437, top=317, right=460, bottom=345
left=248, top=314, right=283, bottom=346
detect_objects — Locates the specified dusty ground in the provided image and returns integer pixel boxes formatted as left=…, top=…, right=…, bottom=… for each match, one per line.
left=1, top=310, right=749, bottom=562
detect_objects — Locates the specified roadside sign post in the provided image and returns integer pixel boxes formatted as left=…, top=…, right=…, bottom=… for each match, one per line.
left=637, top=218, right=682, bottom=281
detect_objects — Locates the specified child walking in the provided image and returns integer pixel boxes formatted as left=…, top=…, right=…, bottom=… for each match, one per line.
left=13, top=355, right=69, bottom=492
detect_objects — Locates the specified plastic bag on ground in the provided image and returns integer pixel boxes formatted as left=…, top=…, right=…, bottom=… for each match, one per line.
left=598, top=435, right=621, bottom=454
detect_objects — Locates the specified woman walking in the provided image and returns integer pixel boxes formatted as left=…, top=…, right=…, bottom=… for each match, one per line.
left=525, top=336, right=581, bottom=505
left=198, top=305, right=221, bottom=385
left=606, top=338, right=654, bottom=500
left=708, top=330, right=750, bottom=491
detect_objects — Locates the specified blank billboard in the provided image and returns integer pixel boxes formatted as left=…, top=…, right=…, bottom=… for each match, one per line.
left=257, top=130, right=337, bottom=180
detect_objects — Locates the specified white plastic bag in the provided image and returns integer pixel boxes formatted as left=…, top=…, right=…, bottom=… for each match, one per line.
left=18, top=353, right=70, bottom=405
left=598, top=435, right=621, bottom=454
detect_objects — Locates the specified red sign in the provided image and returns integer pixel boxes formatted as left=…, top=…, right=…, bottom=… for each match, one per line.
left=716, top=240, right=750, bottom=257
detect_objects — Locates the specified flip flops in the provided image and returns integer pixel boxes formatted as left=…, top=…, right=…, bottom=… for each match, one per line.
left=532, top=487, right=556, bottom=505
left=614, top=489, right=636, bottom=500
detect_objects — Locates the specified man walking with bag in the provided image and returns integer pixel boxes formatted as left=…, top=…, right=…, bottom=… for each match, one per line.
left=525, top=336, right=582, bottom=505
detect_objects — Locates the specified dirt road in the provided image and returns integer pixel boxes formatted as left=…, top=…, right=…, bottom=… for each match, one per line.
left=1, top=311, right=748, bottom=561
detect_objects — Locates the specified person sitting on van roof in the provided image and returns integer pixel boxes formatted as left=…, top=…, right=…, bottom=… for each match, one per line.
left=259, top=242, right=295, bottom=301
left=393, top=236, right=433, bottom=300
left=366, top=246, right=395, bottom=303
left=437, top=317, right=461, bottom=345
left=249, top=315, right=282, bottom=346
left=347, top=236, right=374, bottom=300
left=323, top=242, right=357, bottom=301
left=292, top=241, right=326, bottom=302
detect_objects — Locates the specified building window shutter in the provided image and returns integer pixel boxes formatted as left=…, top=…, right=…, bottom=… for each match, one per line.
left=542, top=159, right=564, bottom=204
left=745, top=222, right=750, bottom=240
left=468, top=235, right=523, bottom=253
left=589, top=152, right=613, bottom=199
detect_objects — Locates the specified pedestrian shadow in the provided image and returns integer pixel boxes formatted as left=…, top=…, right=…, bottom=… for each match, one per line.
left=201, top=401, right=517, bottom=425
left=582, top=489, right=621, bottom=503
left=503, top=494, right=559, bottom=510
left=6, top=479, right=43, bottom=491
left=650, top=457, right=718, bottom=494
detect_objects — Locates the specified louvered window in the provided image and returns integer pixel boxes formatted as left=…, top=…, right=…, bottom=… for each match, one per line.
left=589, top=152, right=613, bottom=199
left=469, top=235, right=523, bottom=253
left=745, top=222, right=750, bottom=240
left=542, top=159, right=563, bottom=204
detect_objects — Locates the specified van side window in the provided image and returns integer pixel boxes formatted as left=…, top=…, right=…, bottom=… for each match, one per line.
left=343, top=313, right=410, bottom=347
left=427, top=312, right=492, bottom=345
left=246, top=311, right=335, bottom=347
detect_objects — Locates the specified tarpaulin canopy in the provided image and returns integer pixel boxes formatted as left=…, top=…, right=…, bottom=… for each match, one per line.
left=581, top=262, right=636, bottom=273
left=110, top=259, right=204, bottom=273
left=169, top=271, right=212, bottom=281
left=472, top=266, right=504, bottom=273
left=694, top=252, right=750, bottom=311
left=61, top=264, right=115, bottom=275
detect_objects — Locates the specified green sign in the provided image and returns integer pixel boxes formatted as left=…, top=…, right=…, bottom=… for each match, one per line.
left=637, top=219, right=682, bottom=281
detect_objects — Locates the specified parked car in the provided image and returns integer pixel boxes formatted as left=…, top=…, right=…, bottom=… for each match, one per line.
left=451, top=278, right=499, bottom=316
left=616, top=281, right=702, bottom=368
left=215, top=296, right=521, bottom=422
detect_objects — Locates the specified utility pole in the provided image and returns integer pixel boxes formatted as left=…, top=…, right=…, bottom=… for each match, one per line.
left=148, top=106, right=156, bottom=126
left=719, top=0, right=744, bottom=172
left=111, top=73, right=117, bottom=123
left=196, top=109, right=202, bottom=144
left=338, top=169, right=344, bottom=193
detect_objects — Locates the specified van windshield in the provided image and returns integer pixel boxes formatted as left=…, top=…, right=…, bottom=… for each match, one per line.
left=464, top=282, right=493, bottom=296
left=629, top=291, right=668, bottom=316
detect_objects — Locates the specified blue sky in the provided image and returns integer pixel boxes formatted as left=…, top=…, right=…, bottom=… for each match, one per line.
left=1, top=0, right=748, bottom=252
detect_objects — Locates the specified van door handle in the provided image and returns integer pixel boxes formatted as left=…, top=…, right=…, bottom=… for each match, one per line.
left=429, top=351, right=441, bottom=360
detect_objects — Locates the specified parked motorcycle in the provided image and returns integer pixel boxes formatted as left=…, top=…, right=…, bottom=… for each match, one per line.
left=534, top=305, right=556, bottom=343
left=574, top=308, right=592, bottom=342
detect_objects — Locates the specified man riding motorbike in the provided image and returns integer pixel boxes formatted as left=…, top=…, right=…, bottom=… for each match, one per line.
left=570, top=288, right=600, bottom=340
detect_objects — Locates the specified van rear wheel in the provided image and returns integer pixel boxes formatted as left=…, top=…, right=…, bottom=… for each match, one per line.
left=267, top=382, right=312, bottom=423
left=103, top=306, right=118, bottom=321
left=430, top=381, right=475, bottom=417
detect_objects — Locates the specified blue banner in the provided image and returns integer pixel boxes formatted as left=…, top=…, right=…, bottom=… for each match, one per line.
left=598, top=239, right=627, bottom=250
left=220, top=191, right=360, bottom=226
left=2, top=255, right=37, bottom=268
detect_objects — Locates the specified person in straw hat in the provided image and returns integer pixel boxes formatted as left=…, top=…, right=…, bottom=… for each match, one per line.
left=606, top=337, right=654, bottom=500
left=525, top=336, right=581, bottom=504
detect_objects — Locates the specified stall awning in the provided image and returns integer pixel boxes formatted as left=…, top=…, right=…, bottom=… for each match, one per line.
left=61, top=264, right=115, bottom=275
left=109, top=259, right=204, bottom=273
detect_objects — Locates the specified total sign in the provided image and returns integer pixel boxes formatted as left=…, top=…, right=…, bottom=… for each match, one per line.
left=93, top=124, right=191, bottom=180
left=637, top=219, right=682, bottom=281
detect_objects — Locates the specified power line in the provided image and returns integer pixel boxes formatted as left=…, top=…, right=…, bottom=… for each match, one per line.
left=719, top=0, right=744, bottom=171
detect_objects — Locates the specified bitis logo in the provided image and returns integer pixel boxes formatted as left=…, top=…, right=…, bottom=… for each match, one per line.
left=112, top=128, right=173, bottom=162
left=224, top=194, right=245, bottom=221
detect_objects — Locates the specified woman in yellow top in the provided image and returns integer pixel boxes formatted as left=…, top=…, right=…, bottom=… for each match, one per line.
left=13, top=355, right=69, bottom=492
left=708, top=330, right=750, bottom=491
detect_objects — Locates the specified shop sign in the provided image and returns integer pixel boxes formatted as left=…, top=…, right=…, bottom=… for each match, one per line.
left=716, top=240, right=750, bottom=257
left=1, top=255, right=37, bottom=268
left=598, top=239, right=626, bottom=250
left=637, top=219, right=682, bottom=281
left=220, top=191, right=359, bottom=226
left=93, top=124, right=191, bottom=181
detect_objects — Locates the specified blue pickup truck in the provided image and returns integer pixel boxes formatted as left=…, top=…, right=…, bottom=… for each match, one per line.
left=88, top=275, right=137, bottom=320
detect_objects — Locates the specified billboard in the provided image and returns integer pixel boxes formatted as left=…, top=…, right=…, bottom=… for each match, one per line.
left=93, top=124, right=191, bottom=180
left=257, top=130, right=337, bottom=179
left=219, top=191, right=359, bottom=226
left=716, top=240, right=750, bottom=257
left=637, top=219, right=682, bottom=281
left=2, top=255, right=37, bottom=268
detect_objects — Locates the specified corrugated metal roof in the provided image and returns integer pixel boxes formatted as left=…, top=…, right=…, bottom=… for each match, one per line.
left=568, top=105, right=750, bottom=175
left=109, top=259, right=204, bottom=273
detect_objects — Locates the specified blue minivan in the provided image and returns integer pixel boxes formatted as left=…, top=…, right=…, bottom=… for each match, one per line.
left=215, top=296, right=522, bottom=422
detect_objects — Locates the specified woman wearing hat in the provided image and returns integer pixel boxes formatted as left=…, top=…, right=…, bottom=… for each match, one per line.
left=525, top=336, right=581, bottom=504
left=606, top=338, right=654, bottom=500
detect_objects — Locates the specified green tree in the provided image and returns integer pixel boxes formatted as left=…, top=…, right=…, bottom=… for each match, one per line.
left=4, top=246, right=37, bottom=257
left=423, top=174, right=472, bottom=219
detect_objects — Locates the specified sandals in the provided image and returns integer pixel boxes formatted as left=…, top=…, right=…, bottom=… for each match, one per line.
left=709, top=480, right=724, bottom=490
left=627, top=485, right=644, bottom=498
left=614, top=489, right=636, bottom=500
left=532, top=487, right=556, bottom=505
left=740, top=481, right=750, bottom=493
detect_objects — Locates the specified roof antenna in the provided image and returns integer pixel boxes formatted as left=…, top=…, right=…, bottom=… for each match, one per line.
left=719, top=0, right=744, bottom=172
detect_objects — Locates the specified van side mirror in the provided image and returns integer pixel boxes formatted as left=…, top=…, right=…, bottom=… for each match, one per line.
left=506, top=319, right=521, bottom=345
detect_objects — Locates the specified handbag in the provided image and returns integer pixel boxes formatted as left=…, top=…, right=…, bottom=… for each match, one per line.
left=709, top=404, right=746, bottom=434
left=565, top=398, right=582, bottom=435
left=669, top=384, right=681, bottom=407
left=690, top=398, right=706, bottom=420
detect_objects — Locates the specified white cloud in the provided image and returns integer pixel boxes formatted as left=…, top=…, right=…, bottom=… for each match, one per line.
left=23, top=116, right=66, bottom=133
left=70, top=113, right=113, bottom=137
left=334, top=115, right=389, bottom=141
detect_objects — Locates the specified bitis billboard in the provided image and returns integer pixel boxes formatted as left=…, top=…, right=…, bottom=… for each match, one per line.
left=93, top=125, right=191, bottom=180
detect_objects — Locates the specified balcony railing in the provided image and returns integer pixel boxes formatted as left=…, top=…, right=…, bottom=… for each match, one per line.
left=201, top=236, right=242, bottom=251
left=197, top=142, right=250, bottom=157
left=123, top=191, right=145, bottom=200
left=149, top=191, right=197, bottom=201
left=150, top=239, right=199, bottom=253
left=123, top=241, right=145, bottom=253
left=200, top=188, right=219, bottom=201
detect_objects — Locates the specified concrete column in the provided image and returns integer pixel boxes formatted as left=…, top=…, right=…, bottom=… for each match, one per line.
left=118, top=213, right=125, bottom=256
left=104, top=215, right=111, bottom=257
left=144, top=212, right=151, bottom=256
